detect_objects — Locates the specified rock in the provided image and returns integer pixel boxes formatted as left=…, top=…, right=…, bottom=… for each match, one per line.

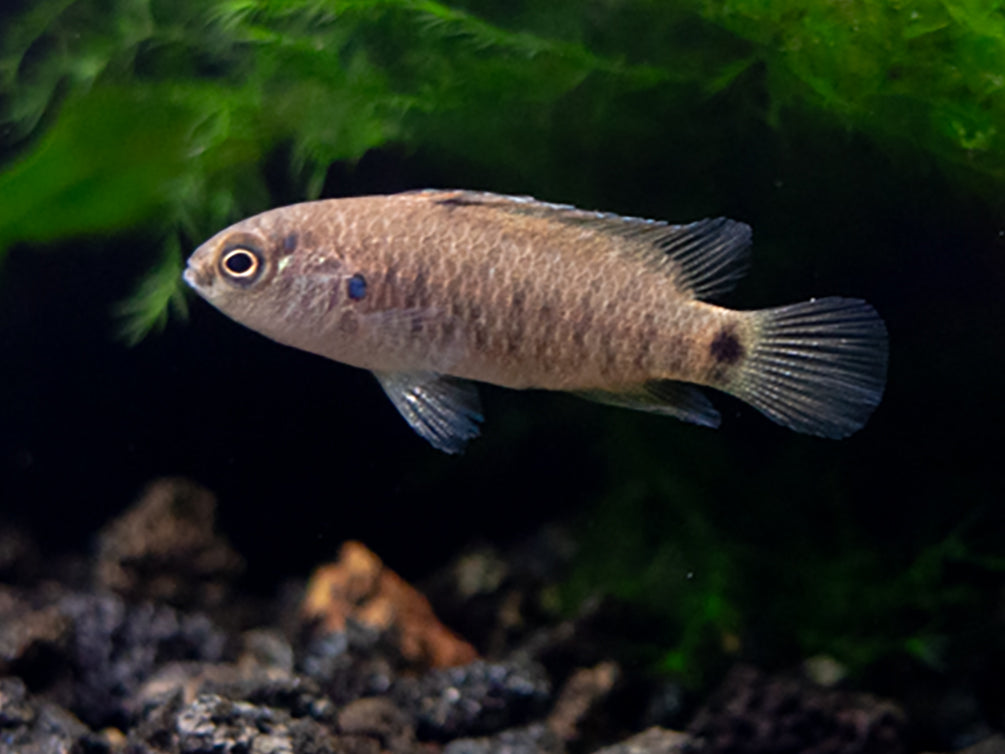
left=443, top=722, right=564, bottom=754
left=803, top=655, right=848, bottom=689
left=687, top=664, right=907, bottom=754
left=94, top=478, right=244, bottom=611
left=2, top=587, right=225, bottom=729
left=173, top=693, right=340, bottom=754
left=422, top=528, right=576, bottom=657
left=0, top=589, right=71, bottom=677
left=134, top=625, right=342, bottom=728
left=396, top=658, right=552, bottom=741
left=301, top=541, right=478, bottom=669
left=546, top=661, right=620, bottom=744
left=298, top=621, right=400, bottom=706
left=0, top=675, right=89, bottom=754
left=238, top=629, right=295, bottom=675
left=931, top=734, right=1005, bottom=754
left=337, top=697, right=416, bottom=752
left=590, top=726, right=691, bottom=754
left=59, top=591, right=226, bottom=729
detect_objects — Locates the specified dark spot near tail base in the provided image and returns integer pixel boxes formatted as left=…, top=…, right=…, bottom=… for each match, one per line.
left=710, top=328, right=744, bottom=365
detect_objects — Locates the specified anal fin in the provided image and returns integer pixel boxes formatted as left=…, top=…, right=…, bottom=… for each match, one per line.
left=575, top=380, right=721, bottom=428
left=374, top=371, right=483, bottom=454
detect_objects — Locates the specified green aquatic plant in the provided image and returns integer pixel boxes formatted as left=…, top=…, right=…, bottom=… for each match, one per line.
left=5, top=0, right=1002, bottom=339
left=565, top=414, right=1005, bottom=686
left=696, top=0, right=1005, bottom=189
left=563, top=474, right=742, bottom=687
left=0, top=0, right=711, bottom=340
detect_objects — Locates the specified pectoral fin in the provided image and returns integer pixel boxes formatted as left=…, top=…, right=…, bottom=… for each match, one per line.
left=575, top=380, right=721, bottom=428
left=373, top=371, right=483, bottom=454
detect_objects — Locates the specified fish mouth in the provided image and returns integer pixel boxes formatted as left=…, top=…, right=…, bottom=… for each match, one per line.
left=183, top=264, right=208, bottom=290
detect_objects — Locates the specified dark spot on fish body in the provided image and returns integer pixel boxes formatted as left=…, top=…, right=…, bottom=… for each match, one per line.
left=538, top=303, right=554, bottom=326
left=440, top=319, right=457, bottom=347
left=404, top=267, right=428, bottom=310
left=570, top=315, right=589, bottom=349
left=473, top=323, right=489, bottom=350
left=383, top=263, right=399, bottom=296
left=339, top=311, right=359, bottom=334
left=661, top=333, right=686, bottom=374
left=348, top=274, right=367, bottom=301
left=504, top=321, right=524, bottom=355
left=633, top=318, right=658, bottom=373
left=570, top=295, right=594, bottom=351
left=510, top=288, right=526, bottom=312
left=600, top=330, right=621, bottom=378
left=709, top=327, right=744, bottom=366
left=283, top=233, right=298, bottom=253
left=534, top=303, right=556, bottom=359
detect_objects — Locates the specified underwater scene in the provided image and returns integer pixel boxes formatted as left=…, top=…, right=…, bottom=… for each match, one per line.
left=1, top=1, right=1003, bottom=752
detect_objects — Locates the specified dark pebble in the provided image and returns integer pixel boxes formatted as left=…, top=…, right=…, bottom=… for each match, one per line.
left=59, top=592, right=226, bottom=729
left=298, top=621, right=399, bottom=705
left=0, top=675, right=88, bottom=754
left=687, top=664, right=907, bottom=754
left=173, top=692, right=339, bottom=754
left=442, top=722, right=563, bottom=754
left=395, top=658, right=552, bottom=741
left=94, top=478, right=244, bottom=611
left=337, top=697, right=416, bottom=751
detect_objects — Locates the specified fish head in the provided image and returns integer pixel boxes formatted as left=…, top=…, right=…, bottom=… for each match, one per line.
left=184, top=204, right=348, bottom=343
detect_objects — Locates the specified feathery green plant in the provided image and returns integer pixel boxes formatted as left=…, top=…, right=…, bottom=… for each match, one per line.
left=5, top=0, right=1003, bottom=339
left=0, top=0, right=703, bottom=340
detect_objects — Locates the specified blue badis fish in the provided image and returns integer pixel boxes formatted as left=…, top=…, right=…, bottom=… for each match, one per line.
left=184, top=190, right=888, bottom=452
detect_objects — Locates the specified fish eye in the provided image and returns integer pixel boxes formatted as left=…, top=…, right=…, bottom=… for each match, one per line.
left=219, top=245, right=264, bottom=285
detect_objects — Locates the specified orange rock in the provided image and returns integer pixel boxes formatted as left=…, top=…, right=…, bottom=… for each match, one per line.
left=301, top=541, right=478, bottom=669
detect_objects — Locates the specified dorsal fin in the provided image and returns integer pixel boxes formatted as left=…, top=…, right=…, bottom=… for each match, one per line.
left=414, top=189, right=752, bottom=301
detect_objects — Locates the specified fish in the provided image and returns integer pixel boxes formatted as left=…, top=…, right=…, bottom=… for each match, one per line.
left=183, top=189, right=888, bottom=453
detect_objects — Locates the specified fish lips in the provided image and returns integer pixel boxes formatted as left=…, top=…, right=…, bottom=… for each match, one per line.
left=183, top=249, right=214, bottom=292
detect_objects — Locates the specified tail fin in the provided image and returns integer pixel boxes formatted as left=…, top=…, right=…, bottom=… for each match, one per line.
left=727, top=297, right=888, bottom=438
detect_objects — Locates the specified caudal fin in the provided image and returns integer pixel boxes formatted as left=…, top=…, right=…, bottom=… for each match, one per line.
left=727, top=297, right=888, bottom=438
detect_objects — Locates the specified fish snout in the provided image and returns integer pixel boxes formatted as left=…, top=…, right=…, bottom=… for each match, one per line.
left=183, top=260, right=212, bottom=291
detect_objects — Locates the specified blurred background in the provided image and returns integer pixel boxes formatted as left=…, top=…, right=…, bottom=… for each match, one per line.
left=1, top=0, right=1004, bottom=741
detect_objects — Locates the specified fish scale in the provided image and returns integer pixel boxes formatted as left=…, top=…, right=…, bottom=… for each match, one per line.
left=184, top=189, right=888, bottom=453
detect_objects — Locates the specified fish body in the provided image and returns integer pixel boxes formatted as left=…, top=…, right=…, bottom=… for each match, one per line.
left=184, top=190, right=888, bottom=452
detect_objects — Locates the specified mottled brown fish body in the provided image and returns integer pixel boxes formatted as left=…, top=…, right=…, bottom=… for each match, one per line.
left=185, top=190, right=887, bottom=452
left=189, top=193, right=741, bottom=389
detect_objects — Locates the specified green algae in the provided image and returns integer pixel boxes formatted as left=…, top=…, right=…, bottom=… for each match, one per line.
left=696, top=0, right=1005, bottom=188
left=5, top=0, right=1002, bottom=337
left=561, top=417, right=1005, bottom=688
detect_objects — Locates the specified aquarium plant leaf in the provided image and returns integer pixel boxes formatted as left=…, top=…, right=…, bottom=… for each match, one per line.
left=114, top=236, right=189, bottom=346
left=0, top=90, right=197, bottom=254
